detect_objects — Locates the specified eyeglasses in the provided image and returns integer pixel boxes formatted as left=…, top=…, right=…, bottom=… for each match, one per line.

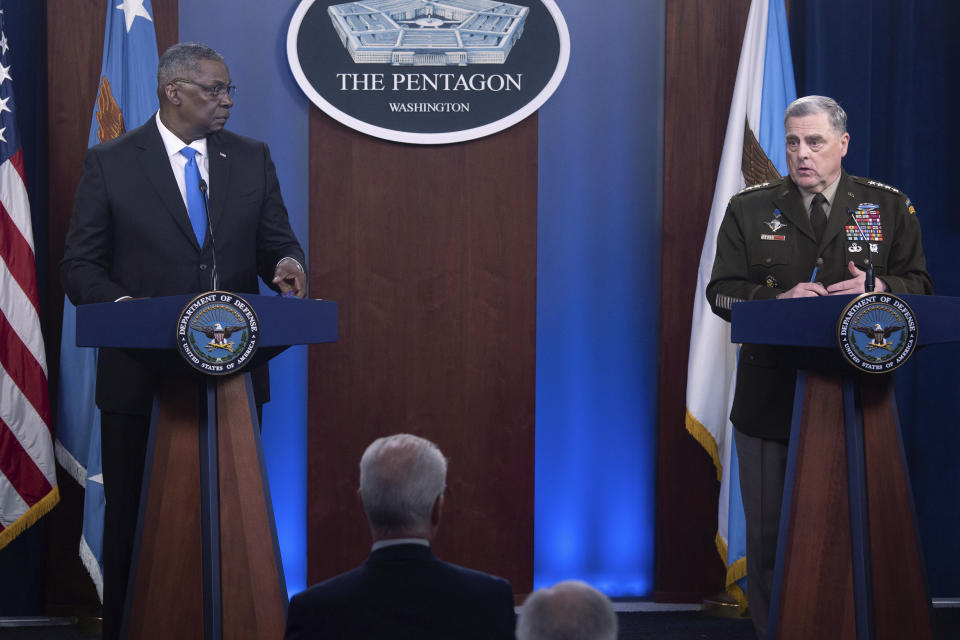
left=172, top=79, right=238, bottom=99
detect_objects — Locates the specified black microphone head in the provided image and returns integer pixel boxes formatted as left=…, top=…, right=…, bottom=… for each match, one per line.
left=199, top=178, right=208, bottom=195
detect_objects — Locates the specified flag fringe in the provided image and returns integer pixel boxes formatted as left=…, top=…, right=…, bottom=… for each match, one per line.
left=684, top=408, right=722, bottom=482
left=715, top=532, right=749, bottom=611
left=55, top=439, right=88, bottom=487
left=727, top=579, right=749, bottom=611
left=79, top=534, right=104, bottom=603
left=0, top=485, right=60, bottom=550
left=690, top=409, right=746, bottom=607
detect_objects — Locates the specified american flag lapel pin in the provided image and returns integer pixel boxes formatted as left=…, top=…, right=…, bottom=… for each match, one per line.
left=219, top=152, right=227, bottom=158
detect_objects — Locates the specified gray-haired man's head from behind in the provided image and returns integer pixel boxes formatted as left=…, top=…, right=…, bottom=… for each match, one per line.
left=517, top=580, right=618, bottom=640
left=359, top=433, right=448, bottom=540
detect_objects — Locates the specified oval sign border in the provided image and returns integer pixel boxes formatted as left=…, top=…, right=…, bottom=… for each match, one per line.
left=287, top=0, right=570, bottom=145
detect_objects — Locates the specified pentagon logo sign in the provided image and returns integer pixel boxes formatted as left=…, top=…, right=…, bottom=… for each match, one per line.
left=287, top=0, right=570, bottom=144
left=176, top=292, right=260, bottom=376
left=837, top=293, right=918, bottom=374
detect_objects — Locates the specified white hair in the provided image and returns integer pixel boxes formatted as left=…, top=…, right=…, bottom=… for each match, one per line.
left=359, top=433, right=447, bottom=537
left=517, top=580, right=618, bottom=640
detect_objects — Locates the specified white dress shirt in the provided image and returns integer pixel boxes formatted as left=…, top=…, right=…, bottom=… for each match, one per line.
left=155, top=111, right=210, bottom=211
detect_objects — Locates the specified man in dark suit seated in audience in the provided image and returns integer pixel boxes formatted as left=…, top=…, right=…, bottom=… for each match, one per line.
left=283, top=433, right=516, bottom=639
left=517, top=580, right=618, bottom=640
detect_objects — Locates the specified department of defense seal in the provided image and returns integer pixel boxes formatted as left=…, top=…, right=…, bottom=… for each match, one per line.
left=837, top=293, right=918, bottom=374
left=176, top=291, right=260, bottom=376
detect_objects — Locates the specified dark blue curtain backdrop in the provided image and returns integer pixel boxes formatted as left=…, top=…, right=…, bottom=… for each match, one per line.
left=0, top=0, right=48, bottom=615
left=790, top=0, right=960, bottom=597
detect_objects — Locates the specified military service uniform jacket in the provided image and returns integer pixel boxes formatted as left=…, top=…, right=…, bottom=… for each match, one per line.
left=706, top=170, right=932, bottom=440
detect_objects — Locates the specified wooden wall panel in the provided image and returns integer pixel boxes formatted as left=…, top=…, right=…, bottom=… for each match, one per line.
left=45, top=0, right=178, bottom=612
left=655, top=0, right=753, bottom=601
left=307, top=111, right=536, bottom=596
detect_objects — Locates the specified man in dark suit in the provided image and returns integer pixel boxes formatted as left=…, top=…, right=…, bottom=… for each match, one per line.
left=283, top=434, right=516, bottom=639
left=60, top=42, right=306, bottom=640
left=706, top=95, right=932, bottom=639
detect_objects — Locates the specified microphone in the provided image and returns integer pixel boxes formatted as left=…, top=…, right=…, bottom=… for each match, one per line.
left=847, top=208, right=874, bottom=292
left=199, top=179, right=219, bottom=291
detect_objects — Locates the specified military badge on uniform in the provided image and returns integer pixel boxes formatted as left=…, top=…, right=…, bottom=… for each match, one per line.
left=845, top=203, right=884, bottom=241
left=837, top=293, right=917, bottom=373
left=760, top=234, right=786, bottom=241
left=870, top=243, right=879, bottom=253
left=906, top=198, right=916, bottom=215
left=765, top=209, right=787, bottom=232
left=764, top=275, right=778, bottom=288
left=848, top=243, right=863, bottom=253
left=176, top=291, right=260, bottom=375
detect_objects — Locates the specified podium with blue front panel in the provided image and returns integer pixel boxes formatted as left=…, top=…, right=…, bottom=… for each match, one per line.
left=731, top=294, right=960, bottom=640
left=76, top=293, right=336, bottom=640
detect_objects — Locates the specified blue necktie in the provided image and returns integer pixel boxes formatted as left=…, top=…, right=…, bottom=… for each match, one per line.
left=180, top=147, right=207, bottom=247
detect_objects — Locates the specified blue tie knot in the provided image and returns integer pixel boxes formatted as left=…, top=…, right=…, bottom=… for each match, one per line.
left=181, top=146, right=198, bottom=162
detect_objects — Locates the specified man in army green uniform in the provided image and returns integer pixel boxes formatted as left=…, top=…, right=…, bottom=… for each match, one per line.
left=707, top=95, right=932, bottom=639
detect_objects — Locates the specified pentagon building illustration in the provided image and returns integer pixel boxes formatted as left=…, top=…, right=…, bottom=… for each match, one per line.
left=327, top=0, right=530, bottom=66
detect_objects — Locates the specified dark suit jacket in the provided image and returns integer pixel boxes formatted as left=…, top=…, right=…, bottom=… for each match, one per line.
left=283, top=544, right=516, bottom=640
left=60, top=116, right=305, bottom=414
left=706, top=171, right=933, bottom=439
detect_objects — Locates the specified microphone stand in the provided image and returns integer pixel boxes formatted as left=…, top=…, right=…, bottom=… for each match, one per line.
left=199, top=179, right=219, bottom=291
left=847, top=209, right=874, bottom=292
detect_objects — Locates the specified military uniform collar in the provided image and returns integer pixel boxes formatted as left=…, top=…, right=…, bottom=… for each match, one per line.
left=797, top=173, right=842, bottom=216
left=772, top=172, right=852, bottom=246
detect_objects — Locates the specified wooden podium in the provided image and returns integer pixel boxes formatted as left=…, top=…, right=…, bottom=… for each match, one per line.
left=76, top=293, right=337, bottom=640
left=731, top=294, right=960, bottom=640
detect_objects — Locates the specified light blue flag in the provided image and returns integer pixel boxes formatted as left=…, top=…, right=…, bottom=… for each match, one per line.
left=55, top=0, right=159, bottom=601
left=728, top=0, right=797, bottom=606
left=686, top=0, right=795, bottom=611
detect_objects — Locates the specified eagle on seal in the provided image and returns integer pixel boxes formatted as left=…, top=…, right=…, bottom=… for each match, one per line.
left=194, top=322, right=245, bottom=351
left=853, top=322, right=903, bottom=350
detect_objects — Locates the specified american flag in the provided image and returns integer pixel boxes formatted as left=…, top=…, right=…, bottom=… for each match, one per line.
left=0, top=5, right=59, bottom=549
